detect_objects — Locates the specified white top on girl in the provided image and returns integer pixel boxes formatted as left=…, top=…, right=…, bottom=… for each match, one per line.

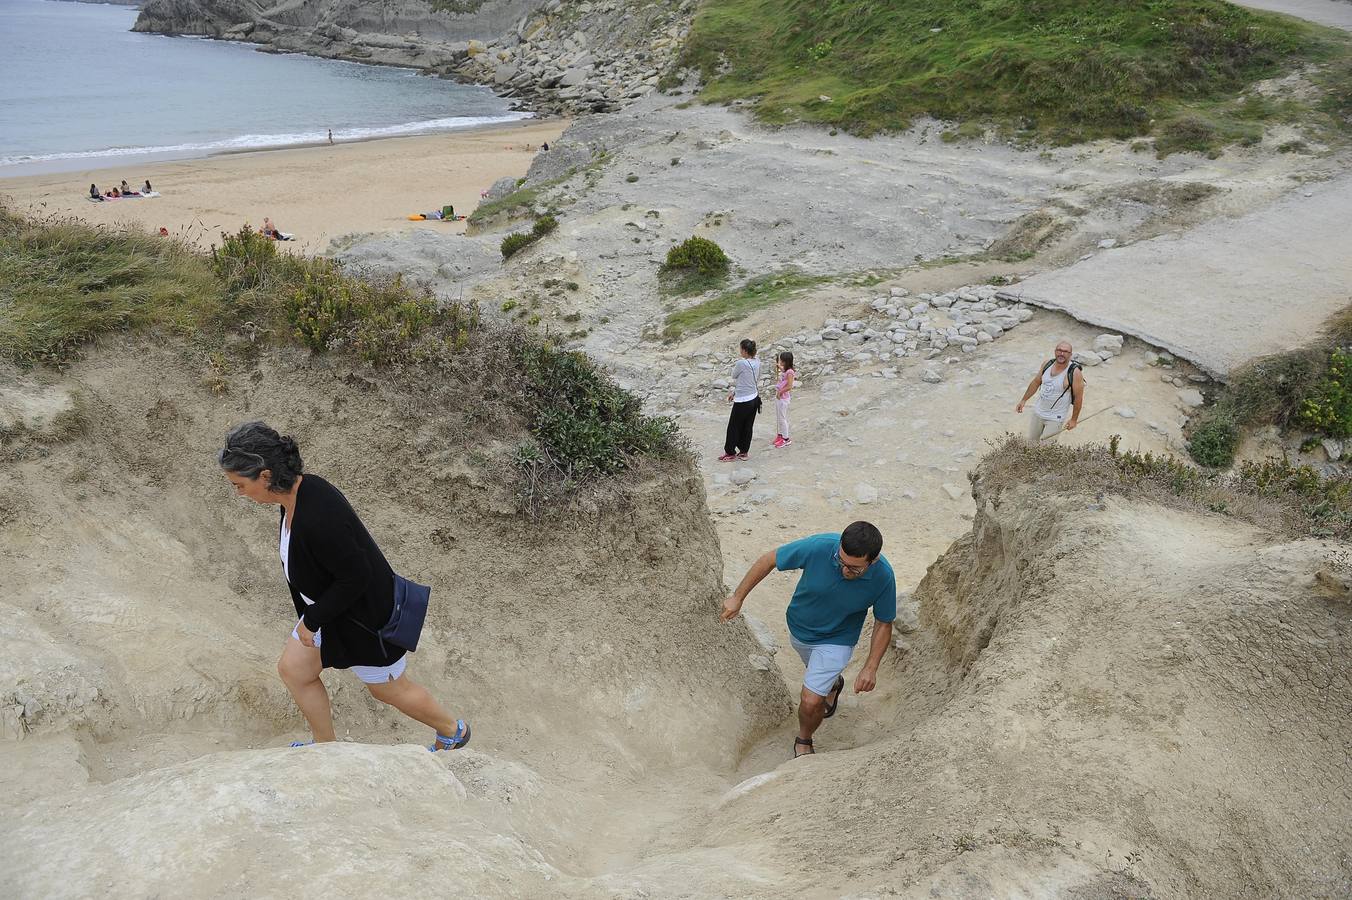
left=732, top=357, right=761, bottom=402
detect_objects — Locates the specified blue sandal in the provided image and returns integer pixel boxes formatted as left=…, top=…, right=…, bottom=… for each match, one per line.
left=429, top=719, right=471, bottom=752
left=289, top=740, right=314, bottom=748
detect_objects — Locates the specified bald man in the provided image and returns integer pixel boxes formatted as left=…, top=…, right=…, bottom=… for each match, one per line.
left=1016, top=340, right=1084, bottom=442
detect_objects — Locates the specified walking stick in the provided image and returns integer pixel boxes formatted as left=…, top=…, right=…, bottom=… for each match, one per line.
left=1040, top=406, right=1115, bottom=440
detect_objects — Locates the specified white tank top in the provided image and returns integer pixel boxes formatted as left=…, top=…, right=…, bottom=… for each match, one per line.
left=1034, top=363, right=1073, bottom=421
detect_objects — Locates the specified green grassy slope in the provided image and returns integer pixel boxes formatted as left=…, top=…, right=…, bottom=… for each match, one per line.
left=683, top=0, right=1352, bottom=146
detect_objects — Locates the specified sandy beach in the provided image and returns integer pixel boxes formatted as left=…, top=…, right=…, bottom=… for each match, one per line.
left=0, top=118, right=568, bottom=253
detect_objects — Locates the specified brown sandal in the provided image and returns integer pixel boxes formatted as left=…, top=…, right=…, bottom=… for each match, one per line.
left=823, top=675, right=845, bottom=718
left=793, top=736, right=815, bottom=758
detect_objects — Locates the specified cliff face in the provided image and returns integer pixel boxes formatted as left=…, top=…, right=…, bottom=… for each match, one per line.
left=133, top=0, right=696, bottom=115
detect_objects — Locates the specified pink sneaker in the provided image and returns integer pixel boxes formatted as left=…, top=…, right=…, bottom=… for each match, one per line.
left=772, top=436, right=786, bottom=449
left=736, top=452, right=749, bottom=460
left=717, top=453, right=737, bottom=462
left=780, top=438, right=792, bottom=446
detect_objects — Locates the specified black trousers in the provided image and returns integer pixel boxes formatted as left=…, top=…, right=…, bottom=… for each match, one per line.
left=725, top=398, right=760, bottom=455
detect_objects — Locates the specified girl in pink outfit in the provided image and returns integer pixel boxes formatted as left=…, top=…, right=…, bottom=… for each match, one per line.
left=773, top=351, right=795, bottom=448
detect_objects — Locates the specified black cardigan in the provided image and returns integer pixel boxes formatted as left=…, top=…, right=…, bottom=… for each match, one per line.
left=281, top=474, right=404, bottom=670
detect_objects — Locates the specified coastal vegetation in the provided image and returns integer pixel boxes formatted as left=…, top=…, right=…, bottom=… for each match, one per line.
left=0, top=209, right=684, bottom=499
left=659, top=235, right=731, bottom=295
left=500, top=214, right=559, bottom=259
left=662, top=270, right=829, bottom=341
left=989, top=435, right=1352, bottom=539
left=683, top=0, right=1352, bottom=151
left=1186, top=306, right=1352, bottom=468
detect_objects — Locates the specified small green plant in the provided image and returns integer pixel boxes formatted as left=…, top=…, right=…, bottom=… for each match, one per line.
left=1187, top=411, right=1240, bottom=468
left=1297, top=348, right=1352, bottom=437
left=626, top=174, right=640, bottom=183
left=501, top=300, right=517, bottom=312
left=566, top=281, right=580, bottom=291
left=500, top=232, right=534, bottom=259
left=659, top=236, right=732, bottom=296
left=562, top=312, right=582, bottom=323
left=662, top=236, right=730, bottom=276
left=808, top=39, right=832, bottom=61
left=532, top=215, right=558, bottom=237
left=671, top=157, right=681, bottom=166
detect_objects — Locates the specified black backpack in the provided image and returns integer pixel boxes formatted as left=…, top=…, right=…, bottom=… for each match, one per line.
left=1039, top=359, right=1082, bottom=406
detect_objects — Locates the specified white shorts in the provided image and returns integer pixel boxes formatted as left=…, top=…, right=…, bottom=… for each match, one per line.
left=292, top=621, right=407, bottom=684
left=789, top=636, right=855, bottom=697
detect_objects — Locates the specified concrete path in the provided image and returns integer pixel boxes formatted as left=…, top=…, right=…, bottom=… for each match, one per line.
left=1006, top=176, right=1352, bottom=377
left=1231, top=0, right=1352, bottom=31
left=1008, top=0, right=1352, bottom=378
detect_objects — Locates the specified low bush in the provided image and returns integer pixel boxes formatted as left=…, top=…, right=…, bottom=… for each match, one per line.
left=1295, top=348, right=1352, bottom=438
left=1187, top=411, right=1240, bottom=468
left=984, top=436, right=1352, bottom=539
left=515, top=338, right=685, bottom=480
left=662, top=236, right=730, bottom=276
left=500, top=215, right=560, bottom=260
left=501, top=232, right=535, bottom=259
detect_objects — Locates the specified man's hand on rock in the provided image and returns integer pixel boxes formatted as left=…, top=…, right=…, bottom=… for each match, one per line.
left=719, top=596, right=742, bottom=622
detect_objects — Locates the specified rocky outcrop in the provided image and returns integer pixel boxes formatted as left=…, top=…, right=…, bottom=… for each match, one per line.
left=133, top=0, right=696, bottom=115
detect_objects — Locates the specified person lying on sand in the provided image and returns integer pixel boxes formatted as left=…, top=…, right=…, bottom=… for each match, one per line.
left=219, top=421, right=472, bottom=752
left=721, top=521, right=896, bottom=758
left=260, top=217, right=293, bottom=240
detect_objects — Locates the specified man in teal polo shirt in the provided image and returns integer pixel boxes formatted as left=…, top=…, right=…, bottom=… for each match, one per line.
left=720, top=521, right=896, bottom=758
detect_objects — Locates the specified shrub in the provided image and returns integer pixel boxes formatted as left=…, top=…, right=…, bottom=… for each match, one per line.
left=661, top=236, right=730, bottom=276
left=501, top=215, right=559, bottom=260
left=1296, top=348, right=1352, bottom=437
left=515, top=339, right=685, bottom=479
left=285, top=261, right=437, bottom=364
left=1187, top=411, right=1240, bottom=468
left=501, top=232, right=535, bottom=259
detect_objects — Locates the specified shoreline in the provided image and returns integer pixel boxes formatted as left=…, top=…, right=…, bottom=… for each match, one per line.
left=0, top=118, right=569, bottom=254
left=0, top=114, right=549, bottom=180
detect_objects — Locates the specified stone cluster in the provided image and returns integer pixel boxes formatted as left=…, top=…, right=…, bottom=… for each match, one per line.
left=455, top=0, right=697, bottom=114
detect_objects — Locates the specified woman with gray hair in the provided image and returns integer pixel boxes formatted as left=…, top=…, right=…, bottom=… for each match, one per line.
left=219, top=421, right=470, bottom=751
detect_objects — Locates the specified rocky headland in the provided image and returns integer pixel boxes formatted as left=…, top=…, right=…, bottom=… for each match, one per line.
left=134, top=0, right=695, bottom=115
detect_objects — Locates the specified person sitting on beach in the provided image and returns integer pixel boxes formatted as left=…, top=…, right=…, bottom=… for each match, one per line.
left=89, top=184, right=103, bottom=201
left=542, top=141, right=550, bottom=151
left=121, top=180, right=134, bottom=195
left=261, top=217, right=279, bottom=238
left=143, top=180, right=153, bottom=194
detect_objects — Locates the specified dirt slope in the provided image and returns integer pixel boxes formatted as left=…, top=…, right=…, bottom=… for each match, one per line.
left=3, top=341, right=1347, bottom=896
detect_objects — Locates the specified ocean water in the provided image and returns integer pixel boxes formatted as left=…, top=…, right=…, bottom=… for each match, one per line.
left=0, top=0, right=528, bottom=174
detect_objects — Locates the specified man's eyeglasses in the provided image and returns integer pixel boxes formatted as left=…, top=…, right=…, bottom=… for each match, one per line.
left=832, top=548, right=870, bottom=577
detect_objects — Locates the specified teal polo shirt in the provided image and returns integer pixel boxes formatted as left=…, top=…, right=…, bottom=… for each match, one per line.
left=776, top=533, right=896, bottom=646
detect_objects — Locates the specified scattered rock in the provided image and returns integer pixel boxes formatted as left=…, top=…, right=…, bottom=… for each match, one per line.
left=1322, top=438, right=1344, bottom=462
left=920, top=369, right=943, bottom=384
left=855, top=483, right=879, bottom=504
left=1115, top=407, right=1137, bottom=419
left=1176, top=388, right=1205, bottom=408
left=941, top=483, right=966, bottom=501
left=730, top=468, right=757, bottom=486
left=1097, top=238, right=1118, bottom=249
left=1093, top=334, right=1124, bottom=356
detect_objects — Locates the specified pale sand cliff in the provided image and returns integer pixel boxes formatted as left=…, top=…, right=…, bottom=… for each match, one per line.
left=0, top=119, right=567, bottom=254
